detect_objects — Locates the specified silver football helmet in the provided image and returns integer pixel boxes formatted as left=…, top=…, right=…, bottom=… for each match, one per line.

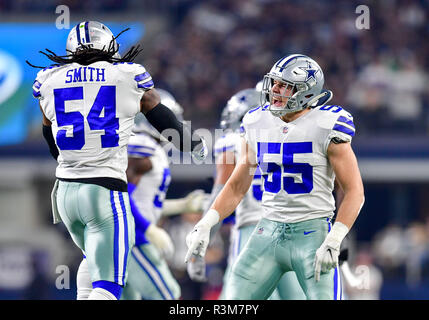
left=66, top=21, right=120, bottom=58
left=220, top=88, right=260, bottom=131
left=261, top=54, right=326, bottom=117
left=134, top=89, right=184, bottom=140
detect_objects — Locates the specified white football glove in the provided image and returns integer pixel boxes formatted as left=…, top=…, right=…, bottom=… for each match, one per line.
left=185, top=209, right=220, bottom=263
left=314, top=222, right=349, bottom=282
left=184, top=189, right=209, bottom=213
left=191, top=138, right=208, bottom=162
left=186, top=254, right=207, bottom=282
left=145, top=224, right=174, bottom=259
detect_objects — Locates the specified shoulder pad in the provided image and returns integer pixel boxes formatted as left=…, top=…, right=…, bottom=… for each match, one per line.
left=315, top=105, right=355, bottom=141
left=242, top=103, right=267, bottom=125
left=115, top=63, right=154, bottom=90
left=128, top=133, right=157, bottom=157
left=33, top=65, right=64, bottom=99
left=213, top=132, right=239, bottom=155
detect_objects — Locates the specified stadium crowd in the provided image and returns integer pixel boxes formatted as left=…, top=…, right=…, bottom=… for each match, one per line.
left=141, top=0, right=429, bottom=135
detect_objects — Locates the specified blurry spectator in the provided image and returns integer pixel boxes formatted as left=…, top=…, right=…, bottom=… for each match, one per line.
left=403, top=221, right=429, bottom=287
left=344, top=247, right=383, bottom=300
left=387, top=55, right=428, bottom=133
left=371, top=223, right=407, bottom=279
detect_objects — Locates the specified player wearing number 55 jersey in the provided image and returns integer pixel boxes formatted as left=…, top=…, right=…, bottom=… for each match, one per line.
left=186, top=87, right=305, bottom=300
left=185, top=54, right=365, bottom=300
left=30, top=21, right=206, bottom=300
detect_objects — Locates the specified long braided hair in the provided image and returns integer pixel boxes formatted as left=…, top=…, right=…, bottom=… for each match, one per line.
left=26, top=28, right=142, bottom=69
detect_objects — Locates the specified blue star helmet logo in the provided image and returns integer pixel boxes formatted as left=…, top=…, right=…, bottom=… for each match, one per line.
left=239, top=95, right=246, bottom=102
left=299, top=62, right=318, bottom=81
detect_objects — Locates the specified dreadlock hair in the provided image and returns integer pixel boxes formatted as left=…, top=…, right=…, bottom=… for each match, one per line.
left=26, top=28, right=143, bottom=69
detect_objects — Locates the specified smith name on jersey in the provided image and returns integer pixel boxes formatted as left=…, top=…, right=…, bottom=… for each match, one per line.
left=33, top=61, right=154, bottom=183
left=241, top=104, right=355, bottom=223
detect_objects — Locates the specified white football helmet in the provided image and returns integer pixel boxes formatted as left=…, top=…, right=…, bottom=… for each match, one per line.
left=66, top=21, right=120, bottom=58
left=261, top=54, right=328, bottom=117
left=220, top=88, right=260, bottom=131
left=255, top=80, right=263, bottom=92
left=134, top=89, right=184, bottom=140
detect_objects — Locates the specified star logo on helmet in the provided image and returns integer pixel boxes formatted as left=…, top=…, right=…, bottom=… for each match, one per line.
left=239, top=95, right=246, bottom=102
left=299, top=63, right=318, bottom=81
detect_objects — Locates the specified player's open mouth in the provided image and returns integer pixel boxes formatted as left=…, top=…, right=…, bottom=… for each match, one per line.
left=272, top=98, right=284, bottom=107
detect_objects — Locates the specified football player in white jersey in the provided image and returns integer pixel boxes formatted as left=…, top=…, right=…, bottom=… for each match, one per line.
left=31, top=21, right=207, bottom=300
left=186, top=87, right=306, bottom=299
left=122, top=89, right=207, bottom=300
left=185, top=54, right=365, bottom=300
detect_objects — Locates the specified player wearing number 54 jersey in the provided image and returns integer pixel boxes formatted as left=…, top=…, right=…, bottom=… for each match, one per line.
left=30, top=21, right=206, bottom=300
left=185, top=54, right=365, bottom=300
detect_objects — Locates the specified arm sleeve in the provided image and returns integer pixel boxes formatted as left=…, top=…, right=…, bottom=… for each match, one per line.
left=42, top=125, right=59, bottom=160
left=144, top=103, right=202, bottom=152
left=162, top=198, right=190, bottom=216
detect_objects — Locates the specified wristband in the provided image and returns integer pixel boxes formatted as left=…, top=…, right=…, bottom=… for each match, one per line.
left=327, top=221, right=349, bottom=246
left=198, top=209, right=220, bottom=228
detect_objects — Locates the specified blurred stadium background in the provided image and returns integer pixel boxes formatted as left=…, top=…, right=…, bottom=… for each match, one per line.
left=0, top=0, right=428, bottom=300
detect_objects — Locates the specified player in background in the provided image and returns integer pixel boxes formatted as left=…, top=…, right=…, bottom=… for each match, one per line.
left=186, top=87, right=306, bottom=299
left=122, top=89, right=207, bottom=300
left=185, top=54, right=365, bottom=299
left=333, top=184, right=366, bottom=298
left=30, top=21, right=207, bottom=300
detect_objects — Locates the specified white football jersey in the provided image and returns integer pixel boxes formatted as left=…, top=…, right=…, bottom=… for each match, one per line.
left=128, top=132, right=171, bottom=224
left=214, top=131, right=264, bottom=228
left=241, top=104, right=355, bottom=223
left=33, top=61, right=154, bottom=183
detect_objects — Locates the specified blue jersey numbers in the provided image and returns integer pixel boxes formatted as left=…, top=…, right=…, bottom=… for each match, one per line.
left=257, top=142, right=313, bottom=194
left=153, top=168, right=172, bottom=208
left=54, top=85, right=119, bottom=150
left=252, top=166, right=263, bottom=201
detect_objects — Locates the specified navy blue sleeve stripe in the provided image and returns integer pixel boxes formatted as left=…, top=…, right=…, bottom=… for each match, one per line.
left=336, top=116, right=354, bottom=128
left=128, top=144, right=156, bottom=151
left=33, top=80, right=41, bottom=89
left=137, top=80, right=154, bottom=89
left=128, top=150, right=153, bottom=157
left=248, top=106, right=261, bottom=114
left=33, top=90, right=41, bottom=98
left=84, top=21, right=90, bottom=43
left=214, top=145, right=235, bottom=154
left=333, top=123, right=355, bottom=137
left=75, top=24, right=81, bottom=44
left=134, top=72, right=151, bottom=82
